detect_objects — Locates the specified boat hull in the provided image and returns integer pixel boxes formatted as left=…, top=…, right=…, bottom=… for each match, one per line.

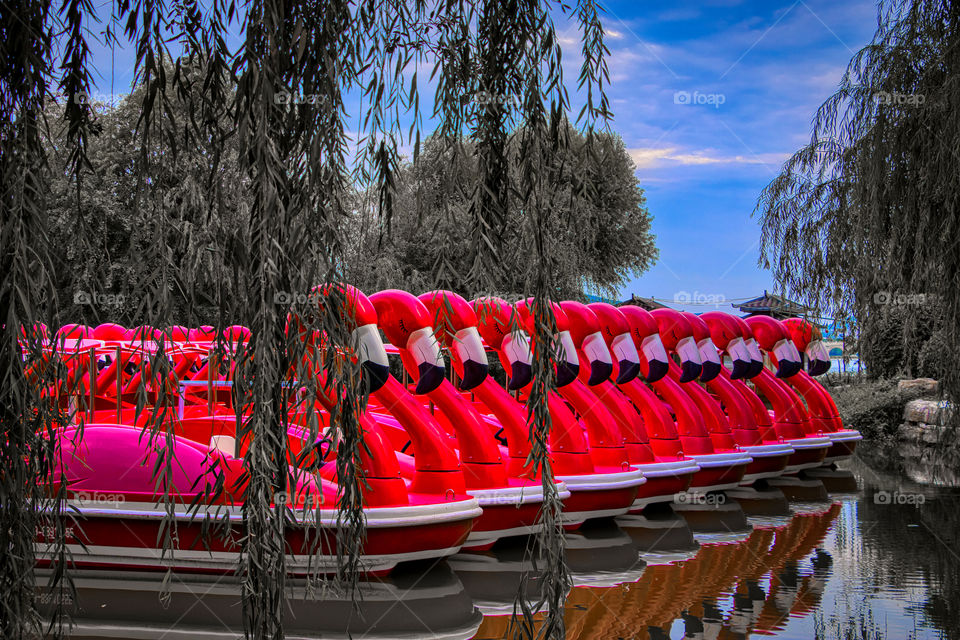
left=36, top=498, right=482, bottom=576
left=739, top=443, right=795, bottom=483
left=628, top=459, right=700, bottom=511
left=685, top=451, right=752, bottom=493
left=822, top=430, right=862, bottom=463
left=463, top=483, right=571, bottom=549
left=556, top=468, right=646, bottom=525
left=782, top=436, right=832, bottom=473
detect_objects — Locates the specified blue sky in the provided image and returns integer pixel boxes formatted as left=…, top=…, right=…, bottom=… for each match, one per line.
left=582, top=0, right=879, bottom=313
left=81, top=1, right=879, bottom=314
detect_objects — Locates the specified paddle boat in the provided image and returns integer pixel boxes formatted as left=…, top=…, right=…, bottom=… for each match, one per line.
left=473, top=297, right=649, bottom=523
left=35, top=290, right=485, bottom=575
left=367, top=288, right=561, bottom=548
left=781, top=317, right=862, bottom=462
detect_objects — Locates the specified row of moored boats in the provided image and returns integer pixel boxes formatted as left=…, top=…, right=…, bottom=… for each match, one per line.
left=28, top=286, right=859, bottom=574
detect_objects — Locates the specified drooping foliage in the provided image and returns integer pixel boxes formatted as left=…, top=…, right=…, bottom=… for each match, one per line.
left=37, top=100, right=656, bottom=323
left=756, top=0, right=959, bottom=409
left=0, top=1, right=616, bottom=639
left=344, top=128, right=657, bottom=299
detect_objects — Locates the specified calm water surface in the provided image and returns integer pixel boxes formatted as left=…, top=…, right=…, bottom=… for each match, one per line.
left=48, top=452, right=960, bottom=639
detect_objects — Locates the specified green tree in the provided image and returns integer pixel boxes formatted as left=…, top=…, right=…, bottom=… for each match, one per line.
left=756, top=0, right=958, bottom=401
left=41, top=78, right=245, bottom=327
left=345, top=128, right=657, bottom=299
left=1, top=1, right=614, bottom=637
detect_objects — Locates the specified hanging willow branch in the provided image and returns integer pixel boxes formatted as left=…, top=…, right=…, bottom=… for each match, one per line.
left=756, top=0, right=960, bottom=430
left=1, top=1, right=614, bottom=638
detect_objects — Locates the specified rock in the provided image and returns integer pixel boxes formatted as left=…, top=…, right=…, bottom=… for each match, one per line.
left=898, top=422, right=949, bottom=445
left=898, top=378, right=939, bottom=396
left=903, top=399, right=948, bottom=425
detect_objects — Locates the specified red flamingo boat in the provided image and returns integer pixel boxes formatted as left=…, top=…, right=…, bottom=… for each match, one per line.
left=779, top=317, right=862, bottom=462
left=471, top=297, right=648, bottom=523
left=366, top=289, right=562, bottom=549
left=682, top=311, right=795, bottom=482
left=34, top=289, right=484, bottom=575
left=558, top=301, right=700, bottom=509
left=638, top=307, right=753, bottom=492
left=740, top=315, right=834, bottom=471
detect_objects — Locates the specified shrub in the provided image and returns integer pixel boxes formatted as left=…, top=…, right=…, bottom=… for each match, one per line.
left=827, top=378, right=902, bottom=441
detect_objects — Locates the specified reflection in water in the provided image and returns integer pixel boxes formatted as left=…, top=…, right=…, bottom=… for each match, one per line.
left=38, top=455, right=960, bottom=639
left=466, top=456, right=960, bottom=640
left=37, top=561, right=482, bottom=639
left=467, top=505, right=839, bottom=640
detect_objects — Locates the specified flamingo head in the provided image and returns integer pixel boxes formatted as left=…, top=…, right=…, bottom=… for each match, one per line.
left=418, top=290, right=488, bottom=391
left=515, top=298, right=580, bottom=388
left=783, top=317, right=831, bottom=376
left=472, top=296, right=533, bottom=391
left=588, top=302, right=642, bottom=384
left=700, top=312, right=753, bottom=380
left=558, top=301, right=613, bottom=386
left=744, top=315, right=803, bottom=379
left=369, top=289, right=446, bottom=394
left=649, top=308, right=703, bottom=383
left=681, top=312, right=723, bottom=383
left=619, top=305, right=671, bottom=383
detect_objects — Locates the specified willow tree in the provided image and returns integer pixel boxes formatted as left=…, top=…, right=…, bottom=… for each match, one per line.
left=756, top=0, right=959, bottom=410
left=344, top=128, right=657, bottom=299
left=0, top=0, right=613, bottom=638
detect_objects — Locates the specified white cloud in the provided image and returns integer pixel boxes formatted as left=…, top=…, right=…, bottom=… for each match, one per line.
left=627, top=146, right=789, bottom=169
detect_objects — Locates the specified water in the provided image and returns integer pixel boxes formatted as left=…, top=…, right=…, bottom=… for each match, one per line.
left=40, top=453, right=960, bottom=639
left=829, top=357, right=861, bottom=374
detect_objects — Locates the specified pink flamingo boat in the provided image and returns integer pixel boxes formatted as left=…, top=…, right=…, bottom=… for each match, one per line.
left=34, top=287, right=484, bottom=575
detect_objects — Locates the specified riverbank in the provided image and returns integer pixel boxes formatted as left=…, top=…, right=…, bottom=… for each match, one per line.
left=827, top=377, right=958, bottom=486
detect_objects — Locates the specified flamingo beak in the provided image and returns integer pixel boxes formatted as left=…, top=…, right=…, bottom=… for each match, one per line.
left=773, top=338, right=803, bottom=378
left=351, top=324, right=390, bottom=393
left=806, top=340, right=831, bottom=376
left=502, top=330, right=533, bottom=390
left=611, top=332, right=642, bottom=384
left=451, top=327, right=488, bottom=391
left=555, top=330, right=580, bottom=387
left=697, top=337, right=723, bottom=382
left=675, top=336, right=703, bottom=383
left=641, top=334, right=670, bottom=383
left=582, top=331, right=613, bottom=386
left=726, top=337, right=752, bottom=380
left=744, top=338, right=765, bottom=378
left=406, top=327, right=446, bottom=393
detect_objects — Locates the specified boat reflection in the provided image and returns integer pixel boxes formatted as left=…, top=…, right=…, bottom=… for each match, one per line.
left=39, top=503, right=844, bottom=640
left=463, top=502, right=840, bottom=640
left=36, top=561, right=481, bottom=639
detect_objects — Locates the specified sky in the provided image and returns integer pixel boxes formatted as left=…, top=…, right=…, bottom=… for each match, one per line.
left=583, top=0, right=879, bottom=313
left=80, top=0, right=880, bottom=315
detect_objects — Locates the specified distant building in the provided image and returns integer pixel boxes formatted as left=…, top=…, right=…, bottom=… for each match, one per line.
left=732, top=290, right=810, bottom=320
left=584, top=293, right=622, bottom=305
left=617, top=294, right=668, bottom=311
